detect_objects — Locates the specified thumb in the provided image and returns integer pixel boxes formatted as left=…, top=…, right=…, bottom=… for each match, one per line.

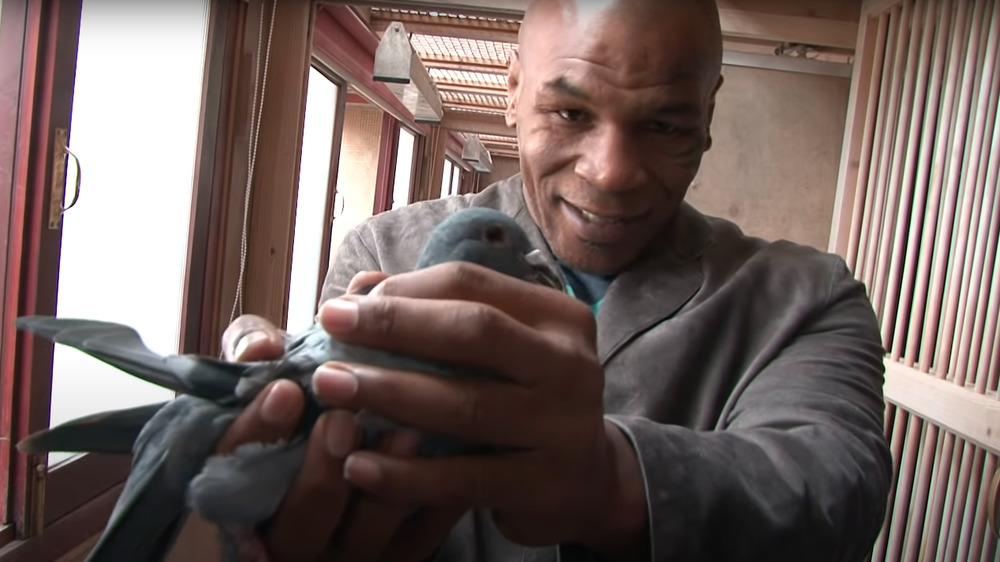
left=222, top=314, right=286, bottom=361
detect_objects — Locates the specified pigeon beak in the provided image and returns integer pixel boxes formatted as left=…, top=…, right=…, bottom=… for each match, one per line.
left=524, top=249, right=567, bottom=292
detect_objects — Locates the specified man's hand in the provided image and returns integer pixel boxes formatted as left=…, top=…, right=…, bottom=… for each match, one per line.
left=311, top=262, right=649, bottom=557
left=215, top=271, right=466, bottom=562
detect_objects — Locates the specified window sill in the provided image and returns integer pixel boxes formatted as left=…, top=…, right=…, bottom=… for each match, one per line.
left=0, top=483, right=121, bottom=562
left=44, top=454, right=130, bottom=526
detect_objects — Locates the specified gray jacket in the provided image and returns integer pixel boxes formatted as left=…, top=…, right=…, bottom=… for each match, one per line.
left=322, top=175, right=892, bottom=561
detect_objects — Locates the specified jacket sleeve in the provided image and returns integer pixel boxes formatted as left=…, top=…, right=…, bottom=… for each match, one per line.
left=596, top=263, right=892, bottom=561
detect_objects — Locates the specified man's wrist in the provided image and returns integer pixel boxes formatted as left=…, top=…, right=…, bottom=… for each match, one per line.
left=576, top=420, right=650, bottom=560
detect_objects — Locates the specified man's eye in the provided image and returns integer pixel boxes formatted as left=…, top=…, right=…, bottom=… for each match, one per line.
left=648, top=121, right=679, bottom=134
left=556, top=109, right=588, bottom=122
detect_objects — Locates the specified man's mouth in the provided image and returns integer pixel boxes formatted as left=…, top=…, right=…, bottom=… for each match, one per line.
left=567, top=201, right=648, bottom=224
left=558, top=200, right=648, bottom=245
left=577, top=207, right=627, bottom=224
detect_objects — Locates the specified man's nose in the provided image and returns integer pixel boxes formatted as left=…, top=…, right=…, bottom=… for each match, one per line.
left=573, top=125, right=647, bottom=192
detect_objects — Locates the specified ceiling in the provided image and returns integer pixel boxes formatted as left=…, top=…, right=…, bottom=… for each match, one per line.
left=362, top=6, right=521, bottom=157
left=350, top=0, right=861, bottom=159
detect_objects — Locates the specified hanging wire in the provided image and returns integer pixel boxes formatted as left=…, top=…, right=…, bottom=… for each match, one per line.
left=228, top=0, right=278, bottom=328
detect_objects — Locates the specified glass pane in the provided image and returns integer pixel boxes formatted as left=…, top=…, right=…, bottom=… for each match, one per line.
left=48, top=0, right=210, bottom=465
left=451, top=164, right=461, bottom=196
left=286, top=68, right=339, bottom=334
left=439, top=159, right=453, bottom=199
left=391, top=128, right=415, bottom=210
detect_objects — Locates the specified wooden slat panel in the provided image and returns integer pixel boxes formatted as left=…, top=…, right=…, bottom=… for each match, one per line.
left=870, top=0, right=921, bottom=346
left=833, top=11, right=887, bottom=262
left=883, top=361, right=1000, bottom=457
left=872, top=403, right=906, bottom=561
left=920, top=430, right=956, bottom=558
left=882, top=0, right=940, bottom=359
left=941, top=2, right=1000, bottom=386
left=855, top=6, right=900, bottom=287
left=903, top=0, right=967, bottom=366
left=960, top=0, right=1000, bottom=393
left=943, top=441, right=976, bottom=560
left=916, top=0, right=984, bottom=373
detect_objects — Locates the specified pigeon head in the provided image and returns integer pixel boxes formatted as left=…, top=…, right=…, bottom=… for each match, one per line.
left=415, top=207, right=566, bottom=292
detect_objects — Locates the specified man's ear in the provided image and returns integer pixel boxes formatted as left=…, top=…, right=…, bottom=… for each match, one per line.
left=505, top=50, right=522, bottom=128
left=704, top=74, right=724, bottom=152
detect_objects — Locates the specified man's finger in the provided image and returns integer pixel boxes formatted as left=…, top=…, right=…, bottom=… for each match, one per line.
left=323, top=431, right=422, bottom=561
left=340, top=451, right=547, bottom=513
left=215, top=380, right=304, bottom=454
left=264, top=410, right=359, bottom=562
left=221, top=314, right=286, bottom=361
left=316, top=295, right=590, bottom=386
left=312, top=363, right=547, bottom=449
left=346, top=270, right=390, bottom=294
left=366, top=261, right=591, bottom=335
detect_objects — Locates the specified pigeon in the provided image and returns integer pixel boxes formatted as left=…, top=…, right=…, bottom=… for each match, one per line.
left=15, top=206, right=566, bottom=562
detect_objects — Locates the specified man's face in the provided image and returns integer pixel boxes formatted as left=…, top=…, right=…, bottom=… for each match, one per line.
left=507, top=1, right=722, bottom=274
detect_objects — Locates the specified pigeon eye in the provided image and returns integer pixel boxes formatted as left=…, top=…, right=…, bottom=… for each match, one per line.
left=482, top=225, right=506, bottom=245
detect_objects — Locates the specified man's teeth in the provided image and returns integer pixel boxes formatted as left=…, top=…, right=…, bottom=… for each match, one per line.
left=580, top=208, right=621, bottom=224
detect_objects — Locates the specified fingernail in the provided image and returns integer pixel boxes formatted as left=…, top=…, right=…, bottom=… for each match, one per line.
left=321, top=299, right=359, bottom=333
left=313, top=364, right=359, bottom=403
left=325, top=411, right=357, bottom=458
left=261, top=380, right=294, bottom=424
left=344, top=454, right=382, bottom=486
left=234, top=332, right=266, bottom=360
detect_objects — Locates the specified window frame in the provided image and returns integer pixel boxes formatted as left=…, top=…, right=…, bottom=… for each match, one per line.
left=0, top=0, right=247, bottom=558
left=373, top=112, right=401, bottom=214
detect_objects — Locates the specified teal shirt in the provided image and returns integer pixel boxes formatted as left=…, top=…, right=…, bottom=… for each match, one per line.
left=558, top=264, right=615, bottom=315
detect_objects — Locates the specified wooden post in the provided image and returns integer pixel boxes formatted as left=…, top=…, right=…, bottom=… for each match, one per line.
left=841, top=12, right=889, bottom=268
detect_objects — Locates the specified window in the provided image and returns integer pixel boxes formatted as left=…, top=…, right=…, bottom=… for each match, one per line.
left=0, top=0, right=210, bottom=549
left=439, top=158, right=454, bottom=199
left=451, top=161, right=463, bottom=196
left=286, top=67, right=341, bottom=334
left=46, top=0, right=209, bottom=466
left=391, top=127, right=416, bottom=210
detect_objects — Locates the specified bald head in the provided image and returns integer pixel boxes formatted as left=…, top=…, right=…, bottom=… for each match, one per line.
left=517, top=0, right=723, bottom=91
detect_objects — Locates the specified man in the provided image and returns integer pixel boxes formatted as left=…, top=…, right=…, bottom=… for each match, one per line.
left=215, top=0, right=892, bottom=560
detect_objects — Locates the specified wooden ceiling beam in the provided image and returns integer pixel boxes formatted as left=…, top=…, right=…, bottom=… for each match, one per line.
left=436, top=81, right=508, bottom=95
left=370, top=13, right=519, bottom=43
left=717, top=8, right=857, bottom=50
left=482, top=146, right=517, bottom=154
left=483, top=147, right=520, bottom=159
left=422, top=57, right=509, bottom=73
left=347, top=0, right=527, bottom=19
left=443, top=101, right=506, bottom=113
left=441, top=108, right=514, bottom=137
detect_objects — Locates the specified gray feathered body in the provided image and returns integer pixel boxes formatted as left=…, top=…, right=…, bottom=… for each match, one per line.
left=14, top=207, right=565, bottom=562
